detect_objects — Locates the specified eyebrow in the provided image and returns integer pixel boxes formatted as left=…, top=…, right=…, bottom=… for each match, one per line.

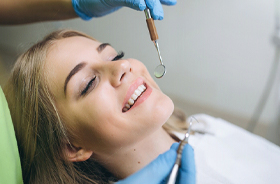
left=64, top=62, right=87, bottom=95
left=97, top=43, right=111, bottom=53
left=63, top=43, right=111, bottom=95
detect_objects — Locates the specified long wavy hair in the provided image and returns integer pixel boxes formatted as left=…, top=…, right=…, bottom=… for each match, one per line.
left=4, top=30, right=118, bottom=184
left=4, top=29, right=188, bottom=184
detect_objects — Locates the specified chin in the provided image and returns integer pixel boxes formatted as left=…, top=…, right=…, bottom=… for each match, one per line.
left=154, top=94, right=174, bottom=126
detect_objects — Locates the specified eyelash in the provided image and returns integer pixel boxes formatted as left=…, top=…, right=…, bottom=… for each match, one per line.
left=81, top=76, right=96, bottom=96
left=80, top=51, right=125, bottom=96
left=112, top=51, right=125, bottom=61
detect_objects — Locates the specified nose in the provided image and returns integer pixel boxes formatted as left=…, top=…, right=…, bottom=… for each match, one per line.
left=106, top=59, right=131, bottom=87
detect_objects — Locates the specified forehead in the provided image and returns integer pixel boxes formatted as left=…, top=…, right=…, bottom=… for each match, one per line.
left=44, top=36, right=101, bottom=98
left=48, top=36, right=101, bottom=58
left=46, top=36, right=101, bottom=66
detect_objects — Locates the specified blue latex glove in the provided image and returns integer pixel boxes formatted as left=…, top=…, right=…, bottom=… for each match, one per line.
left=72, top=0, right=177, bottom=20
left=116, top=143, right=196, bottom=184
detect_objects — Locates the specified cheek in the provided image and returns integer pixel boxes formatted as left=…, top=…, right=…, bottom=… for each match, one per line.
left=67, top=93, right=131, bottom=151
left=71, top=109, right=123, bottom=151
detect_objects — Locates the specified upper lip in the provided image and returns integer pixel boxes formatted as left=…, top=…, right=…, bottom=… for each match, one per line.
left=122, top=77, right=145, bottom=109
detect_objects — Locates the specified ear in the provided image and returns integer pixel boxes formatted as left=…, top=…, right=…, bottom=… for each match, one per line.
left=65, top=144, right=93, bottom=162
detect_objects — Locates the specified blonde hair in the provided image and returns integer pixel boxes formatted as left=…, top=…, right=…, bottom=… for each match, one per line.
left=4, top=30, right=116, bottom=184
left=4, top=29, right=187, bottom=184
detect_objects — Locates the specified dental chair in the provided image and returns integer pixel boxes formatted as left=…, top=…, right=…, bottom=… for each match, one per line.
left=0, top=87, right=23, bottom=184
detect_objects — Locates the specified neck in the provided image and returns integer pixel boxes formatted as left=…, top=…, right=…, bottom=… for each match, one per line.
left=96, top=127, right=176, bottom=179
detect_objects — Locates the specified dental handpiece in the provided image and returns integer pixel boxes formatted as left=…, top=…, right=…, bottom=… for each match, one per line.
left=144, top=8, right=166, bottom=78
left=166, top=121, right=192, bottom=184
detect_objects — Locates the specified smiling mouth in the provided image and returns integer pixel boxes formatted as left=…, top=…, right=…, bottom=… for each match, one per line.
left=122, top=84, right=147, bottom=112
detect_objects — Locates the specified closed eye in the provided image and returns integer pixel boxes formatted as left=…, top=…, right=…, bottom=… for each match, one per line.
left=81, top=76, right=96, bottom=96
left=80, top=51, right=124, bottom=97
left=112, top=51, right=124, bottom=61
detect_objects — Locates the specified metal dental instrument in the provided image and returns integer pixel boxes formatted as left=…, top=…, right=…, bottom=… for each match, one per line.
left=166, top=120, right=193, bottom=184
left=144, top=8, right=166, bottom=78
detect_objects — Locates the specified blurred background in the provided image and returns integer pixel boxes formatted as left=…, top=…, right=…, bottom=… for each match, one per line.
left=1, top=0, right=280, bottom=145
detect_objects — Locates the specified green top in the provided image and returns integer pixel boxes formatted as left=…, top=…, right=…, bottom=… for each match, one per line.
left=0, top=86, right=23, bottom=184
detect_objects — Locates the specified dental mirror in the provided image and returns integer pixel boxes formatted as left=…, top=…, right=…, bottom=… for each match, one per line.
left=154, top=64, right=166, bottom=78
left=144, top=9, right=166, bottom=79
left=153, top=40, right=166, bottom=78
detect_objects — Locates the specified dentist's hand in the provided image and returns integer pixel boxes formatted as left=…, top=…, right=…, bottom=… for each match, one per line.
left=72, top=0, right=177, bottom=20
left=115, top=143, right=196, bottom=184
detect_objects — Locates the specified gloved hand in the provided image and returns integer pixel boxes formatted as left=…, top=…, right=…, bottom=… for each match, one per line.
left=115, top=143, right=196, bottom=184
left=72, top=0, right=177, bottom=20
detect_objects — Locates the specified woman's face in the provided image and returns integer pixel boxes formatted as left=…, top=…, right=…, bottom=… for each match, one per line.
left=44, top=36, right=174, bottom=155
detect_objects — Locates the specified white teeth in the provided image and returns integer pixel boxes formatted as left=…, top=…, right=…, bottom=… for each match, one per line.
left=138, top=85, right=146, bottom=92
left=138, top=87, right=144, bottom=92
left=123, top=84, right=147, bottom=112
left=134, top=89, right=141, bottom=96
left=131, top=94, right=138, bottom=100
left=123, top=108, right=128, bottom=112
left=128, top=98, right=134, bottom=105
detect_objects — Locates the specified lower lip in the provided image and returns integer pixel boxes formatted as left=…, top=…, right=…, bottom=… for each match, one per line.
left=128, top=84, right=152, bottom=112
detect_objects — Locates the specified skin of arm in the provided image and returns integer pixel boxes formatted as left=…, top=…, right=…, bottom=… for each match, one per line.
left=0, top=0, right=77, bottom=25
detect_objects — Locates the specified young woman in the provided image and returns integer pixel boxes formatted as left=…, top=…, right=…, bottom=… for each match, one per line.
left=4, top=29, right=192, bottom=183
left=6, top=29, right=280, bottom=184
